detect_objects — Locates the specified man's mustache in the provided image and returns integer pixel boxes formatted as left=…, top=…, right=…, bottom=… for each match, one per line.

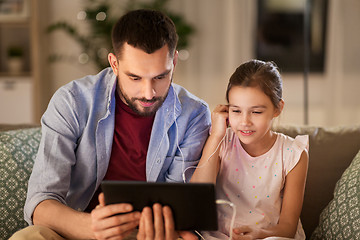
left=134, top=97, right=161, bottom=103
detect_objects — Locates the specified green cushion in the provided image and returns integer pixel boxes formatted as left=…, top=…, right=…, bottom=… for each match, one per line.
left=0, top=128, right=41, bottom=239
left=311, top=149, right=360, bottom=240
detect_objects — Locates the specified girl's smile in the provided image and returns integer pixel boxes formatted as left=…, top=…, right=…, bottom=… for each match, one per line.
left=239, top=130, right=255, bottom=136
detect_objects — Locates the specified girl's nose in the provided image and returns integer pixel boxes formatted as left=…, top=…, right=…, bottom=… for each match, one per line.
left=240, top=114, right=251, bottom=126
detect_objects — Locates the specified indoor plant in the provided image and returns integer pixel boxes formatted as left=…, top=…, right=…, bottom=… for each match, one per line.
left=47, top=0, right=195, bottom=71
left=7, top=45, right=24, bottom=74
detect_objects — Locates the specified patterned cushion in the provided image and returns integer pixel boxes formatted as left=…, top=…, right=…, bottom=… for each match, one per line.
left=0, top=128, right=41, bottom=239
left=311, top=149, right=360, bottom=240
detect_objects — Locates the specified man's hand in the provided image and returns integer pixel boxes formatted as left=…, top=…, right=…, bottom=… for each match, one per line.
left=91, top=192, right=140, bottom=240
left=137, top=203, right=198, bottom=240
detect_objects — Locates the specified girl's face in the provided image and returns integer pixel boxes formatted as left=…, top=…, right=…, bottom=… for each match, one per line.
left=228, top=86, right=283, bottom=155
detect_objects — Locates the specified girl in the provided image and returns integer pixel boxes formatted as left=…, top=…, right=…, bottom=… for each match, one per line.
left=191, top=60, right=308, bottom=240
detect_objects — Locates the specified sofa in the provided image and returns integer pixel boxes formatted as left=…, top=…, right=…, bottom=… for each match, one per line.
left=0, top=124, right=360, bottom=239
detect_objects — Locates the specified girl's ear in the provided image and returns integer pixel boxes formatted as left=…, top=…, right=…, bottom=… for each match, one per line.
left=274, top=99, right=285, bottom=117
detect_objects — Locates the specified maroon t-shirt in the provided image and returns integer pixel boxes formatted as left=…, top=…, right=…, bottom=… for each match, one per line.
left=85, top=91, right=154, bottom=211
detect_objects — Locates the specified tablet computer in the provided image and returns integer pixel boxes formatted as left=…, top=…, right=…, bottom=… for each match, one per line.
left=101, top=181, right=218, bottom=231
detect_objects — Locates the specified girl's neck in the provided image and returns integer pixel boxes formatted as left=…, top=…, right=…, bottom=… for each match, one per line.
left=241, top=130, right=278, bottom=157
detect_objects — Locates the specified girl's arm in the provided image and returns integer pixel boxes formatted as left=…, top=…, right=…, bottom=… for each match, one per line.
left=190, top=105, right=229, bottom=184
left=233, top=150, right=309, bottom=239
left=190, top=133, right=223, bottom=183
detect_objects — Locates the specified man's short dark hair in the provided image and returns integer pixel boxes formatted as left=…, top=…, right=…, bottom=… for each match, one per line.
left=112, top=9, right=178, bottom=58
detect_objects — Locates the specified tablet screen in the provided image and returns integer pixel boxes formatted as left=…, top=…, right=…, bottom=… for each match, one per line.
left=101, top=181, right=218, bottom=231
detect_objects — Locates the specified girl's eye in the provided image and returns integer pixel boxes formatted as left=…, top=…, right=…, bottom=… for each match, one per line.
left=231, top=110, right=241, bottom=113
left=252, top=111, right=262, bottom=114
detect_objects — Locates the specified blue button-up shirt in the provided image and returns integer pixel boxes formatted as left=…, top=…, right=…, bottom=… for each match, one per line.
left=24, top=67, right=211, bottom=224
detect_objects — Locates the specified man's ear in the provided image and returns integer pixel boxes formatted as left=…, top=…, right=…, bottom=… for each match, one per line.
left=173, top=50, right=178, bottom=67
left=274, top=99, right=285, bottom=117
left=108, top=53, right=119, bottom=75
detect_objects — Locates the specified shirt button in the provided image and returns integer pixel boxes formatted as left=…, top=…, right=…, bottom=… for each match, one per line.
left=156, top=159, right=161, bottom=164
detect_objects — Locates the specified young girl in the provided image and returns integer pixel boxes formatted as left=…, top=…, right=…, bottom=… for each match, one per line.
left=191, top=60, right=308, bottom=240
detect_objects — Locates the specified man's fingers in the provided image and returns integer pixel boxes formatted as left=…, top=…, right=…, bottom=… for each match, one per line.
left=92, top=212, right=140, bottom=230
left=162, top=205, right=178, bottom=240
left=98, top=192, right=106, bottom=206
left=94, top=220, right=138, bottom=239
left=153, top=203, right=165, bottom=239
left=143, top=206, right=155, bottom=239
left=91, top=195, right=140, bottom=240
left=137, top=204, right=180, bottom=240
left=137, top=208, right=145, bottom=239
left=92, top=203, right=134, bottom=220
left=91, top=208, right=140, bottom=240
left=137, top=206, right=154, bottom=240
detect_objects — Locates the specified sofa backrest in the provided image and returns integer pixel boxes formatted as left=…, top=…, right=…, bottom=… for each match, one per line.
left=2, top=124, right=360, bottom=239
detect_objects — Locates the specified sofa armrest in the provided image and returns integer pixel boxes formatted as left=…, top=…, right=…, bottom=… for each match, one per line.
left=0, top=127, right=41, bottom=239
left=0, top=124, right=40, bottom=132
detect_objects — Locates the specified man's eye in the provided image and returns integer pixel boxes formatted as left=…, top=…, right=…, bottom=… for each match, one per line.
left=253, top=111, right=262, bottom=114
left=130, top=76, right=141, bottom=81
left=154, top=75, right=166, bottom=80
left=232, top=110, right=240, bottom=113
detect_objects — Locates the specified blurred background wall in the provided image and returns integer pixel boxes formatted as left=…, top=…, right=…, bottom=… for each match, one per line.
left=0, top=0, right=359, bottom=127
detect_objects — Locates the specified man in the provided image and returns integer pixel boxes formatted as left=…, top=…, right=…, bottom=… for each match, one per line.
left=11, top=9, right=210, bottom=240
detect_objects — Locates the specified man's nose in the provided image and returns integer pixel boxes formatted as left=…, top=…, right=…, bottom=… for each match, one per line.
left=142, top=80, right=156, bottom=100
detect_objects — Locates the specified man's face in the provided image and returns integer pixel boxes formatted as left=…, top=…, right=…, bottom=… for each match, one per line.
left=109, top=43, right=178, bottom=116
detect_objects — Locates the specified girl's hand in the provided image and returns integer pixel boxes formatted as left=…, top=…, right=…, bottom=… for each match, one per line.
left=232, top=226, right=260, bottom=240
left=210, top=104, right=229, bottom=139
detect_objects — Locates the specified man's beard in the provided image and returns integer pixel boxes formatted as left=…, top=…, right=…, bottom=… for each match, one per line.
left=118, top=86, right=170, bottom=117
